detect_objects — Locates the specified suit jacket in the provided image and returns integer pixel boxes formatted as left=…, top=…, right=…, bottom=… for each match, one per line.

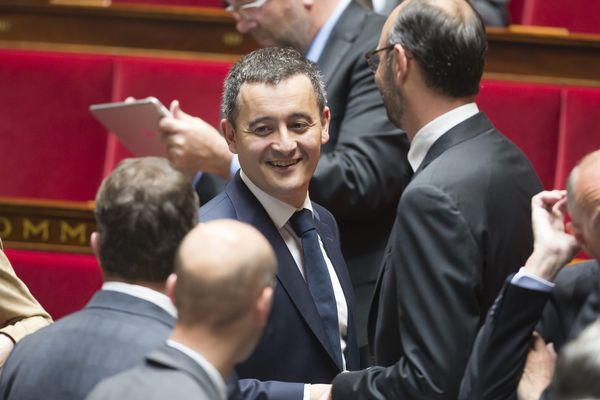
left=312, top=2, right=411, bottom=347
left=86, top=344, right=223, bottom=400
left=0, top=290, right=175, bottom=400
left=332, top=112, right=543, bottom=399
left=200, top=173, right=360, bottom=399
left=460, top=260, right=600, bottom=400
left=0, top=239, right=52, bottom=342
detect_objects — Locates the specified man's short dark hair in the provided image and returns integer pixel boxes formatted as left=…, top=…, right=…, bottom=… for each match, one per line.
left=221, top=46, right=327, bottom=124
left=95, top=157, right=198, bottom=282
left=386, top=0, right=487, bottom=98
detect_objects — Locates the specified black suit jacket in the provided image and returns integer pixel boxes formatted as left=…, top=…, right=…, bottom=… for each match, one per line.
left=311, top=1, right=411, bottom=347
left=200, top=173, right=360, bottom=399
left=460, top=260, right=600, bottom=400
left=87, top=344, right=223, bottom=400
left=0, top=290, right=175, bottom=400
left=332, top=112, right=543, bottom=399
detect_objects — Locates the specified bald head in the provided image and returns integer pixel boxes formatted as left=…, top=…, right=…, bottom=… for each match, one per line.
left=383, top=0, right=487, bottom=98
left=173, top=220, right=277, bottom=329
left=566, top=150, right=600, bottom=259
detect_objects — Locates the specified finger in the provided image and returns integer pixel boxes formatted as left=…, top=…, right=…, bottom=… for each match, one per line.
left=546, top=342, right=557, bottom=359
left=124, top=96, right=136, bottom=103
left=531, top=331, right=547, bottom=351
left=170, top=99, right=180, bottom=115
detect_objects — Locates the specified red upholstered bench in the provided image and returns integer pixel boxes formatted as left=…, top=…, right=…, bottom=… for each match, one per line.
left=477, top=80, right=562, bottom=189
left=104, top=55, right=233, bottom=172
left=0, top=49, right=114, bottom=201
left=5, top=249, right=101, bottom=320
left=521, top=0, right=600, bottom=35
left=554, top=86, right=600, bottom=189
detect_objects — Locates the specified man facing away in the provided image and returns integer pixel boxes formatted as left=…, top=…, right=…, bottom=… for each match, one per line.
left=460, top=149, right=600, bottom=400
left=87, top=220, right=277, bottom=400
left=330, top=0, right=543, bottom=398
left=200, top=47, right=360, bottom=400
left=160, top=0, right=412, bottom=348
left=0, top=157, right=198, bottom=400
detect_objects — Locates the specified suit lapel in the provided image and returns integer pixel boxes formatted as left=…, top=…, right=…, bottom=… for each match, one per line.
left=226, top=175, right=341, bottom=368
left=415, top=112, right=495, bottom=175
left=317, top=2, right=366, bottom=85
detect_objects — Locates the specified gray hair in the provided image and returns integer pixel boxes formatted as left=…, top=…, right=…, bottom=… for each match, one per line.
left=221, top=47, right=327, bottom=124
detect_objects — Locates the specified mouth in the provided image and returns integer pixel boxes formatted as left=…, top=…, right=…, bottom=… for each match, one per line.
left=267, top=158, right=301, bottom=169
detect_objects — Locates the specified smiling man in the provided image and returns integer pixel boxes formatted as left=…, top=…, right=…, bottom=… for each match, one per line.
left=200, top=47, right=360, bottom=400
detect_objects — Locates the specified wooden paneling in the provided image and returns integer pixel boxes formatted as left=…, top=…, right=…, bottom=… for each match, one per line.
left=0, top=197, right=95, bottom=254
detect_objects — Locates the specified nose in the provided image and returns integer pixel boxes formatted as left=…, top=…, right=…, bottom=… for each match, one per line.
left=235, top=16, right=257, bottom=34
left=273, top=128, right=297, bottom=154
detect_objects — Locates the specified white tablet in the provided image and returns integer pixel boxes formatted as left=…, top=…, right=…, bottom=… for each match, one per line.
left=90, top=97, right=171, bottom=157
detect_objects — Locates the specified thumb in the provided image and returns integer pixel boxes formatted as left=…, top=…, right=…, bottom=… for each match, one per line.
left=170, top=100, right=193, bottom=121
left=531, top=332, right=547, bottom=351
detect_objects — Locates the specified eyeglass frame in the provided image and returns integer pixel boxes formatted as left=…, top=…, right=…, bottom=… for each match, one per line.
left=365, top=44, right=396, bottom=74
left=225, top=0, right=268, bottom=20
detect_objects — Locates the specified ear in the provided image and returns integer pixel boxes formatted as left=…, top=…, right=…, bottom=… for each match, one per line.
left=392, top=43, right=410, bottom=86
left=255, top=286, right=274, bottom=327
left=221, top=118, right=238, bottom=154
left=165, top=273, right=178, bottom=305
left=90, top=232, right=100, bottom=259
left=320, top=106, right=331, bottom=145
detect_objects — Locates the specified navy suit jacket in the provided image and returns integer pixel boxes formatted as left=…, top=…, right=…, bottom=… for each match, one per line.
left=0, top=290, right=175, bottom=400
left=200, top=173, right=360, bottom=399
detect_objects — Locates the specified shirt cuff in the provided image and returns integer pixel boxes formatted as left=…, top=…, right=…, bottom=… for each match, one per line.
left=303, top=384, right=311, bottom=400
left=230, top=154, right=241, bottom=178
left=511, top=266, right=555, bottom=292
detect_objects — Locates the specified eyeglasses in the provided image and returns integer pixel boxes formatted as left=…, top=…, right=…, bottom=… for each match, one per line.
left=225, top=0, right=268, bottom=20
left=365, top=44, right=396, bottom=73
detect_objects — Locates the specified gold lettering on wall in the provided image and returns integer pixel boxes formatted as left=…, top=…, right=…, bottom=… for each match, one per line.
left=23, top=219, right=50, bottom=241
left=60, top=221, right=87, bottom=244
left=223, top=32, right=243, bottom=46
left=0, top=20, right=12, bottom=33
left=0, top=217, right=12, bottom=237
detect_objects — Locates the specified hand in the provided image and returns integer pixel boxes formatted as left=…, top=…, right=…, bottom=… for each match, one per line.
left=0, top=334, right=14, bottom=368
left=517, top=332, right=556, bottom=400
left=159, top=100, right=232, bottom=179
left=309, top=384, right=332, bottom=400
left=523, top=190, right=580, bottom=281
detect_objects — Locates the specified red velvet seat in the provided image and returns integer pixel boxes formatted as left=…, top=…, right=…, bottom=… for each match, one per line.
left=103, top=55, right=233, bottom=173
left=509, top=0, right=525, bottom=24
left=554, top=86, right=600, bottom=189
left=5, top=249, right=101, bottom=320
left=0, top=50, right=114, bottom=201
left=476, top=80, right=562, bottom=189
left=521, top=0, right=600, bottom=35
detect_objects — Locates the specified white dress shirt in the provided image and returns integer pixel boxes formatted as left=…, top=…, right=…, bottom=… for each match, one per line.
left=408, top=103, right=479, bottom=172
left=102, top=281, right=177, bottom=318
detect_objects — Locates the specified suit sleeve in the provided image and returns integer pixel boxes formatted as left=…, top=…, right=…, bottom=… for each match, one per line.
left=332, top=184, right=485, bottom=399
left=309, top=42, right=411, bottom=221
left=239, top=379, right=304, bottom=400
left=0, top=248, right=52, bottom=342
left=459, top=282, right=551, bottom=400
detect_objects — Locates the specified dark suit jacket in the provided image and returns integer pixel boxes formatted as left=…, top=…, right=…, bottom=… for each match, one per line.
left=86, top=344, right=223, bottom=400
left=332, top=112, right=543, bottom=399
left=200, top=173, right=360, bottom=399
left=0, top=290, right=175, bottom=400
left=312, top=2, right=411, bottom=346
left=460, top=260, right=600, bottom=400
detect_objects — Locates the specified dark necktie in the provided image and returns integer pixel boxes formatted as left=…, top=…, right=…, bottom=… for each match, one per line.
left=289, top=209, right=343, bottom=367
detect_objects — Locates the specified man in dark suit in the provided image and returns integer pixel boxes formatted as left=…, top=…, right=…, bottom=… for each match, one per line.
left=87, top=220, right=278, bottom=400
left=200, top=47, right=360, bottom=400
left=330, top=1, right=542, bottom=399
left=160, top=0, right=411, bottom=347
left=0, top=157, right=198, bottom=400
left=460, top=150, right=600, bottom=400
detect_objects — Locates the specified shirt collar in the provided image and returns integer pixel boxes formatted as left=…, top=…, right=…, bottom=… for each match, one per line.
left=240, top=169, right=313, bottom=228
left=305, top=0, right=351, bottom=63
left=407, top=102, right=479, bottom=171
left=166, top=340, right=227, bottom=400
left=101, top=281, right=177, bottom=318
